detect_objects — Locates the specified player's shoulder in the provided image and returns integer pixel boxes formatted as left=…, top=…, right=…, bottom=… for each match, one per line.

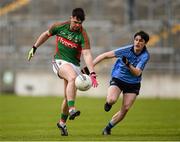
left=120, top=44, right=132, bottom=50
left=145, top=49, right=150, bottom=59
left=141, top=47, right=150, bottom=60
left=80, top=27, right=87, bottom=34
left=80, top=27, right=89, bottom=39
left=49, top=21, right=70, bottom=30
left=143, top=46, right=150, bottom=56
left=115, top=44, right=132, bottom=52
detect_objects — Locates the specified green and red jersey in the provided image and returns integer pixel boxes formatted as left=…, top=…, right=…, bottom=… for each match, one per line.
left=49, top=21, right=90, bottom=66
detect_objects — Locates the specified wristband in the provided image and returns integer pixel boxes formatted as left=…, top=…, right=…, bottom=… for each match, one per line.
left=32, top=46, right=37, bottom=53
left=33, top=45, right=37, bottom=50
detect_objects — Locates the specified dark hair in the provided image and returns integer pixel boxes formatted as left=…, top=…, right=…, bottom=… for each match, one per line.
left=134, top=31, right=149, bottom=43
left=72, top=8, right=85, bottom=22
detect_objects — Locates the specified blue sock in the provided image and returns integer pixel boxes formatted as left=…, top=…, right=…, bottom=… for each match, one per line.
left=105, top=121, right=115, bottom=130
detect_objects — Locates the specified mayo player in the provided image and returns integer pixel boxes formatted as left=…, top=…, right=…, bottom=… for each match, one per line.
left=28, top=8, right=98, bottom=136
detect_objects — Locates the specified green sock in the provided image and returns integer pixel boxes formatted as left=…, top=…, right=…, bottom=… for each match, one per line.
left=60, top=113, right=68, bottom=123
left=68, top=100, right=75, bottom=107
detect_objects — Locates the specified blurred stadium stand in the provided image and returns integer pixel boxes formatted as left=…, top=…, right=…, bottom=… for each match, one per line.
left=0, top=0, right=180, bottom=95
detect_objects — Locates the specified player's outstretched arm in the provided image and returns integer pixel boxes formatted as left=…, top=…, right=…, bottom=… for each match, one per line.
left=93, top=50, right=115, bottom=66
left=27, top=30, right=50, bottom=61
left=81, top=50, right=115, bottom=74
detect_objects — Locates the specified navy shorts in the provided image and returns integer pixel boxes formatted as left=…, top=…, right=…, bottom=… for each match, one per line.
left=110, top=77, right=141, bottom=95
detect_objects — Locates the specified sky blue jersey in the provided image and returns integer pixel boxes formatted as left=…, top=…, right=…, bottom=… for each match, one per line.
left=111, top=44, right=150, bottom=84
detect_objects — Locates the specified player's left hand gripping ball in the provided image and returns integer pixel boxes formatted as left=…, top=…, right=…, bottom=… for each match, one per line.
left=28, top=46, right=37, bottom=61
left=90, top=72, right=98, bottom=87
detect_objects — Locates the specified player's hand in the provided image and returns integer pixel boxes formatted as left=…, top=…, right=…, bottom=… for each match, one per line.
left=28, top=46, right=37, bottom=61
left=81, top=66, right=90, bottom=75
left=90, top=72, right=98, bottom=87
left=122, top=56, right=130, bottom=67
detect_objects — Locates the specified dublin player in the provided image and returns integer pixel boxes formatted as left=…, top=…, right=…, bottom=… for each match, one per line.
left=93, top=31, right=150, bottom=135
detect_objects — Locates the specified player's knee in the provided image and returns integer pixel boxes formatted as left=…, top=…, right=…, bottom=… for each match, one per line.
left=122, top=104, right=131, bottom=112
left=68, top=76, right=76, bottom=83
left=108, top=97, right=117, bottom=105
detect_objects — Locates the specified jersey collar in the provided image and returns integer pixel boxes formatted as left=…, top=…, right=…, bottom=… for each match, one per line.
left=131, top=45, right=147, bottom=56
left=68, top=22, right=82, bottom=33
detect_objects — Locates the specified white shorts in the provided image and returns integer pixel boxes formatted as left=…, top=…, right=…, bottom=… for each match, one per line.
left=52, top=59, right=81, bottom=78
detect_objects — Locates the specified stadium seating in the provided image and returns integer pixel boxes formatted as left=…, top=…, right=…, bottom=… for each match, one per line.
left=0, top=0, right=180, bottom=72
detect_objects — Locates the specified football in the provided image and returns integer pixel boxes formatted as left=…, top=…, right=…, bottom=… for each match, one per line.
left=75, top=74, right=92, bottom=91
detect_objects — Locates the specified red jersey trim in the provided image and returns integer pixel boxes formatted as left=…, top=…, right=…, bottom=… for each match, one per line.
left=48, top=33, right=52, bottom=37
left=55, top=36, right=60, bottom=57
left=82, top=29, right=90, bottom=49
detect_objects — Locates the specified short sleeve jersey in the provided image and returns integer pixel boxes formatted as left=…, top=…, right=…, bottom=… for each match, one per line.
left=112, top=44, right=150, bottom=84
left=49, top=21, right=90, bottom=66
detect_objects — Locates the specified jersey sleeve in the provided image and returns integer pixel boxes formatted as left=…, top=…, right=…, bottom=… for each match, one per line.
left=114, top=48, right=123, bottom=58
left=136, top=53, right=150, bottom=70
left=81, top=29, right=90, bottom=49
left=114, top=45, right=132, bottom=58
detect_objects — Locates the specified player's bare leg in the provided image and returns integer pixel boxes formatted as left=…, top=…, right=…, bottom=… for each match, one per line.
left=104, top=86, right=121, bottom=112
left=112, top=93, right=136, bottom=123
left=61, top=80, right=69, bottom=115
left=103, top=93, right=136, bottom=135
left=58, top=64, right=80, bottom=120
left=57, top=80, right=69, bottom=136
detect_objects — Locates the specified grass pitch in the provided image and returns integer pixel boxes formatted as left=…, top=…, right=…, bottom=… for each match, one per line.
left=0, top=94, right=180, bottom=141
